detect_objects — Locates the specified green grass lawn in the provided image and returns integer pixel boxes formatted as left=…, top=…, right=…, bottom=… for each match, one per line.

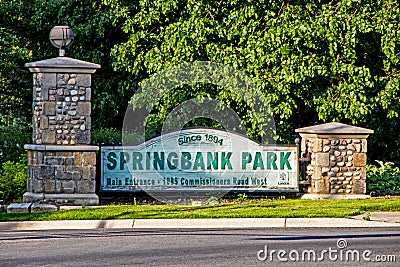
left=0, top=198, right=399, bottom=221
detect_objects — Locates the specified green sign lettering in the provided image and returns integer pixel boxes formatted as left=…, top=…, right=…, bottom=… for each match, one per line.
left=280, top=152, right=292, bottom=170
left=106, top=152, right=117, bottom=170
left=221, top=152, right=232, bottom=170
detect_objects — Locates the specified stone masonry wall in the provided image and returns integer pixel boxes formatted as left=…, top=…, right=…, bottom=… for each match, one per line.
left=33, top=73, right=91, bottom=145
left=305, top=137, right=367, bottom=194
left=26, top=150, right=96, bottom=204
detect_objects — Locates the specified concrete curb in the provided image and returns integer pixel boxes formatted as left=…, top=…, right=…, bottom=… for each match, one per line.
left=284, top=218, right=400, bottom=228
left=0, top=218, right=398, bottom=231
left=0, top=219, right=134, bottom=231
left=133, top=218, right=286, bottom=229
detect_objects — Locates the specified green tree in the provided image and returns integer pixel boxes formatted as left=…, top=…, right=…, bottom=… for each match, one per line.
left=0, top=0, right=132, bottom=129
left=0, top=1, right=33, bottom=126
left=106, top=0, right=400, bottom=163
left=2, top=0, right=400, bottom=165
left=0, top=159, right=27, bottom=203
left=28, top=0, right=133, bottom=128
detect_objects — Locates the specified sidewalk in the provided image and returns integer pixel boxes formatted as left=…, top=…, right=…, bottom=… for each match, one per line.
left=0, top=213, right=399, bottom=231
left=353, top=211, right=400, bottom=223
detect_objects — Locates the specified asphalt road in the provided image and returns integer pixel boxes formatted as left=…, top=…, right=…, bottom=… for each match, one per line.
left=0, top=228, right=399, bottom=267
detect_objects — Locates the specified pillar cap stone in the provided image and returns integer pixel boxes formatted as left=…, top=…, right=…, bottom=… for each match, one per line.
left=25, top=56, right=100, bottom=73
left=295, top=122, right=373, bottom=137
left=24, top=144, right=99, bottom=151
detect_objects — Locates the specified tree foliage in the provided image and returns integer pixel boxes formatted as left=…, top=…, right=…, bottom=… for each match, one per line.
left=367, top=161, right=400, bottom=196
left=0, top=0, right=131, bottom=129
left=1, top=0, right=400, bottom=163
left=0, top=10, right=32, bottom=126
left=107, top=0, right=400, bottom=162
left=0, top=159, right=27, bottom=203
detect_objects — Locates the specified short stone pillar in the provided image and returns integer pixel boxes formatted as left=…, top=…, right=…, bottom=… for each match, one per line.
left=295, top=122, right=373, bottom=198
left=23, top=57, right=100, bottom=205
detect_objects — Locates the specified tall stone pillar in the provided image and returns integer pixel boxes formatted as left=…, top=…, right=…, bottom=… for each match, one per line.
left=23, top=57, right=100, bottom=205
left=295, top=122, right=373, bottom=199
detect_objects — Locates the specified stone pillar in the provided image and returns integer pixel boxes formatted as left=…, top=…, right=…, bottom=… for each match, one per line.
left=295, top=122, right=373, bottom=199
left=23, top=57, right=100, bottom=205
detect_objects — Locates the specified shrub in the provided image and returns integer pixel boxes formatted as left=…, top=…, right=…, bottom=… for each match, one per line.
left=0, top=125, right=30, bottom=166
left=366, top=161, right=400, bottom=196
left=91, top=128, right=122, bottom=145
left=0, top=158, right=27, bottom=204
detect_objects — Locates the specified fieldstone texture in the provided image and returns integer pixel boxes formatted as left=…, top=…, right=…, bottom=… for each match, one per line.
left=315, top=153, right=329, bottom=167
left=25, top=149, right=98, bottom=197
left=296, top=122, right=373, bottom=196
left=24, top=146, right=99, bottom=205
left=31, top=73, right=93, bottom=145
left=24, top=56, right=100, bottom=206
left=353, top=153, right=367, bottom=167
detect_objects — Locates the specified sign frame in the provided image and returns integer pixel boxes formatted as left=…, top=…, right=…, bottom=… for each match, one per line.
left=99, top=128, right=299, bottom=193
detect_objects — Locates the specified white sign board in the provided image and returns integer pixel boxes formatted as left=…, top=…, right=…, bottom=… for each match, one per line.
left=100, top=128, right=298, bottom=192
